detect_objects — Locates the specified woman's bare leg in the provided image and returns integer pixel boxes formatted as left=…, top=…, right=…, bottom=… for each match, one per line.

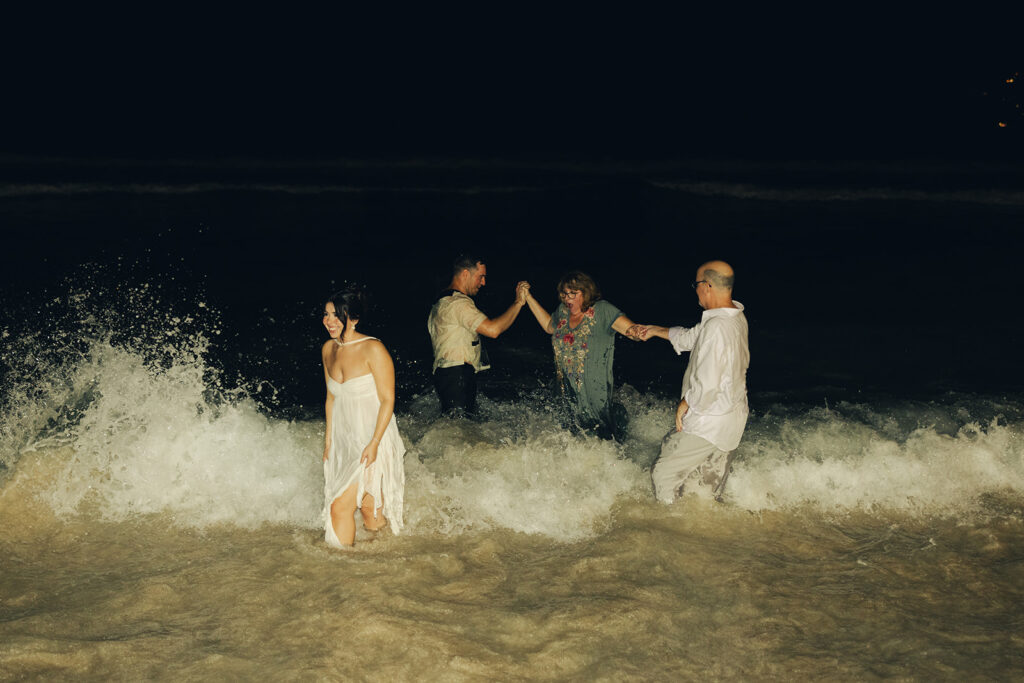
left=360, top=494, right=388, bottom=532
left=330, top=483, right=360, bottom=546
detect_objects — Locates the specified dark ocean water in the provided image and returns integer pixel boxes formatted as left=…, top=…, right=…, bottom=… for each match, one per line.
left=1, top=156, right=1023, bottom=679
left=3, top=155, right=1023, bottom=411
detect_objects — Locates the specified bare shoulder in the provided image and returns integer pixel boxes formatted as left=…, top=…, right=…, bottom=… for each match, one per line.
left=363, top=339, right=394, bottom=375
left=321, top=339, right=336, bottom=358
left=364, top=338, right=392, bottom=359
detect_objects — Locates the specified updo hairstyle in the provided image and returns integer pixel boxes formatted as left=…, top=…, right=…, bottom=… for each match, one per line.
left=327, top=284, right=369, bottom=336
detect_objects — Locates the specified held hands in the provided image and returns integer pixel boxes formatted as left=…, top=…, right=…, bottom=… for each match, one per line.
left=624, top=324, right=649, bottom=341
left=360, top=440, right=380, bottom=467
left=515, top=281, right=531, bottom=305
left=628, top=324, right=669, bottom=341
left=674, top=399, right=689, bottom=432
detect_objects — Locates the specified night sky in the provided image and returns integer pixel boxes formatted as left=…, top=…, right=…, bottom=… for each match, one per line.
left=2, top=18, right=1019, bottom=162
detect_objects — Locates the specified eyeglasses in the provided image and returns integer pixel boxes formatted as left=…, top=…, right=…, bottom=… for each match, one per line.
left=559, top=290, right=582, bottom=300
left=691, top=280, right=708, bottom=289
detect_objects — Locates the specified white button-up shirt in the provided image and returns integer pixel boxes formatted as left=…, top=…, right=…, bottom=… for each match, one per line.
left=667, top=301, right=749, bottom=451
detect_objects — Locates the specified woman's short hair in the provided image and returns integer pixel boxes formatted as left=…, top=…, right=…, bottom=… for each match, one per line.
left=556, top=271, right=601, bottom=310
left=327, top=284, right=368, bottom=335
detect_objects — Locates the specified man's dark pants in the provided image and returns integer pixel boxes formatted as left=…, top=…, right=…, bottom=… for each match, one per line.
left=433, top=364, right=478, bottom=417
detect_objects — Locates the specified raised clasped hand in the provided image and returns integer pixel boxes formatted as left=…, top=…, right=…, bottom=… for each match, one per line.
left=515, top=281, right=531, bottom=303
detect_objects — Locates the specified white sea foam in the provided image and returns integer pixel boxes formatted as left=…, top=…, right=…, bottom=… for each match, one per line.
left=8, top=335, right=645, bottom=539
left=35, top=340, right=323, bottom=528
left=403, top=418, right=647, bottom=541
left=729, top=405, right=1024, bottom=514
left=5, top=329, right=1024, bottom=541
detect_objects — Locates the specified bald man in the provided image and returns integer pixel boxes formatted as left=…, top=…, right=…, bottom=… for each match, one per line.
left=638, top=261, right=750, bottom=503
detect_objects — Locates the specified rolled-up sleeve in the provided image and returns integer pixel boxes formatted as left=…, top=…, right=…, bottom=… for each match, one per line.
left=668, top=325, right=699, bottom=354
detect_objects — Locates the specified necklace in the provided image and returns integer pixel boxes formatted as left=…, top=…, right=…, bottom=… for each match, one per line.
left=335, top=336, right=376, bottom=348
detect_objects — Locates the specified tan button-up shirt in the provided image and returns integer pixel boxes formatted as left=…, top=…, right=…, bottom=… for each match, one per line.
left=427, top=291, right=490, bottom=373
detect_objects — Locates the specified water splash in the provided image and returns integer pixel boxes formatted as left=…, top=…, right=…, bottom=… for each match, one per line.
left=729, top=402, right=1024, bottom=516
left=3, top=270, right=1024, bottom=539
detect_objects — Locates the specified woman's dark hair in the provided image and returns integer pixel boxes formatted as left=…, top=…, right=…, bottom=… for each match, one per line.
left=556, top=271, right=602, bottom=310
left=326, top=284, right=369, bottom=336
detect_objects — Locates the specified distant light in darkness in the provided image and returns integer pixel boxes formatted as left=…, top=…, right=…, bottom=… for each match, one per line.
left=981, top=71, right=1022, bottom=131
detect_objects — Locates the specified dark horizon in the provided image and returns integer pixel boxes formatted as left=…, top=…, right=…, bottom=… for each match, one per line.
left=4, top=50, right=1019, bottom=163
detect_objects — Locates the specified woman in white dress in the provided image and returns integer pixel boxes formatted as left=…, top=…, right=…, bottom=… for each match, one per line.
left=321, top=286, right=405, bottom=547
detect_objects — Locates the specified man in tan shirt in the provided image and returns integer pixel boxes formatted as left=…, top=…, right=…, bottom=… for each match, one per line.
left=427, top=254, right=528, bottom=416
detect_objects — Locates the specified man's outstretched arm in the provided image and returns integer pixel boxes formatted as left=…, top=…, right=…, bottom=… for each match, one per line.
left=476, top=282, right=528, bottom=338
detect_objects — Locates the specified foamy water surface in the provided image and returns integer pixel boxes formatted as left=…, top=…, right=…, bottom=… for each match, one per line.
left=4, top=163, right=1024, bottom=677
left=2, top=325, right=1023, bottom=679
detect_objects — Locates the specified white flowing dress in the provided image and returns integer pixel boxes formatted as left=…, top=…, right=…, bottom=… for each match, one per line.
left=323, top=339, right=406, bottom=547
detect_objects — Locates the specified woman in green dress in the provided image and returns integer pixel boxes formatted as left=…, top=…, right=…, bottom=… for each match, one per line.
left=521, top=271, right=643, bottom=440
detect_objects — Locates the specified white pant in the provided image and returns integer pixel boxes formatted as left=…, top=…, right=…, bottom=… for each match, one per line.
left=651, top=431, right=733, bottom=504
